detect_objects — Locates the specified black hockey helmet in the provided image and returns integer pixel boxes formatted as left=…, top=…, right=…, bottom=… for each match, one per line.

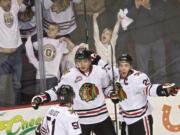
left=118, top=53, right=133, bottom=65
left=56, top=85, right=75, bottom=104
left=75, top=48, right=91, bottom=61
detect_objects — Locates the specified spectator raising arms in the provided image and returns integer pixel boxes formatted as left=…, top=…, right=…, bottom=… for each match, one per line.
left=93, top=11, right=122, bottom=66
left=25, top=24, right=70, bottom=93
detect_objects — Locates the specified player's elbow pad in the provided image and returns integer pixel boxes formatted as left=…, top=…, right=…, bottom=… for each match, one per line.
left=156, top=85, right=169, bottom=97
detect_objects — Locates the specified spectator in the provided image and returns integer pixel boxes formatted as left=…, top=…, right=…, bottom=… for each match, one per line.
left=18, top=0, right=36, bottom=43
left=127, top=0, right=167, bottom=83
left=162, top=0, right=180, bottom=84
left=93, top=11, right=122, bottom=66
left=42, top=0, right=81, bottom=37
left=0, top=0, right=23, bottom=106
left=25, top=24, right=70, bottom=94
left=61, top=43, right=89, bottom=73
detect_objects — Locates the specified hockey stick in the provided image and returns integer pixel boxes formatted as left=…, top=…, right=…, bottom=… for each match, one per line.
left=83, top=0, right=89, bottom=43
left=110, top=44, right=119, bottom=135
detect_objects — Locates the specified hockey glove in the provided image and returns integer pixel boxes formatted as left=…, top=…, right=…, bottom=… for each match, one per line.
left=109, top=90, right=120, bottom=104
left=31, top=93, right=50, bottom=110
left=115, top=82, right=127, bottom=101
left=157, top=83, right=179, bottom=97
left=89, top=51, right=101, bottom=65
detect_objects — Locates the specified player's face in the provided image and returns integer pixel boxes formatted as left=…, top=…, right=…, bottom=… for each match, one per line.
left=118, top=61, right=131, bottom=78
left=0, top=0, right=11, bottom=11
left=101, top=28, right=112, bottom=44
left=75, top=59, right=91, bottom=73
left=47, top=24, right=59, bottom=38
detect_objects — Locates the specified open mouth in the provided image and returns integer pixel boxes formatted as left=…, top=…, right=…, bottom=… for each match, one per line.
left=102, top=36, right=107, bottom=42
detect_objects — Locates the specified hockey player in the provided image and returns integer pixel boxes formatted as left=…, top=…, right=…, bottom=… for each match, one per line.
left=35, top=84, right=82, bottom=135
left=31, top=48, right=116, bottom=135
left=110, top=53, right=179, bottom=135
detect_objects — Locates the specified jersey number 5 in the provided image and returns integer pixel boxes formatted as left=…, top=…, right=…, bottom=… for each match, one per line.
left=47, top=116, right=56, bottom=135
left=72, top=121, right=80, bottom=129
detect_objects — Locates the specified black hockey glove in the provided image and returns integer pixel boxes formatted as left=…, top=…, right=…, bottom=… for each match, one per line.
left=31, top=92, right=50, bottom=110
left=157, top=83, right=179, bottom=97
left=109, top=90, right=120, bottom=104
left=89, top=51, right=101, bottom=65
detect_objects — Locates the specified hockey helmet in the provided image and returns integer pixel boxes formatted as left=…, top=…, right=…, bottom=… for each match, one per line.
left=56, top=85, right=75, bottom=104
left=118, top=53, right=133, bottom=64
left=75, top=48, right=91, bottom=61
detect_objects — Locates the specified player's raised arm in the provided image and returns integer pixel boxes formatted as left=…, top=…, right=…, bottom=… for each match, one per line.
left=31, top=73, right=71, bottom=109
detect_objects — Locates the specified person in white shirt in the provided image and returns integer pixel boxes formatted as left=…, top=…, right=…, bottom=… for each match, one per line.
left=25, top=24, right=69, bottom=94
left=93, top=11, right=122, bottom=66
left=35, top=84, right=82, bottom=135
left=42, top=0, right=81, bottom=36
left=18, top=0, right=36, bottom=42
left=0, top=0, right=23, bottom=105
left=31, top=48, right=116, bottom=135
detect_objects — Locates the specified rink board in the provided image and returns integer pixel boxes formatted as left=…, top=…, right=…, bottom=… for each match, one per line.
left=0, top=94, right=179, bottom=135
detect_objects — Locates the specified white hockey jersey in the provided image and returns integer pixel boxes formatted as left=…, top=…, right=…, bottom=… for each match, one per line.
left=0, top=0, right=22, bottom=48
left=18, top=15, right=36, bottom=39
left=42, top=0, right=80, bottom=36
left=46, top=65, right=113, bottom=124
left=116, top=69, right=160, bottom=125
left=40, top=105, right=81, bottom=135
left=25, top=37, right=69, bottom=79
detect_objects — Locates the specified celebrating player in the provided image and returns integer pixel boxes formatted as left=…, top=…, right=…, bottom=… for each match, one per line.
left=35, top=84, right=82, bottom=135
left=110, top=53, right=179, bottom=135
left=32, top=48, right=116, bottom=135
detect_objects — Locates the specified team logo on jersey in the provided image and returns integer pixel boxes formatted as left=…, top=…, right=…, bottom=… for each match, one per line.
left=75, top=76, right=82, bottom=83
left=43, top=44, right=56, bottom=61
left=79, top=83, right=99, bottom=102
left=115, top=82, right=127, bottom=101
left=4, top=12, right=14, bottom=28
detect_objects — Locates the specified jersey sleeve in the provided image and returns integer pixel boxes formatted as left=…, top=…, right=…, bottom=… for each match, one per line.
left=138, top=73, right=160, bottom=97
left=40, top=115, right=50, bottom=135
left=61, top=41, right=69, bottom=54
left=93, top=16, right=101, bottom=46
left=101, top=68, right=113, bottom=96
left=111, top=20, right=121, bottom=47
left=25, top=37, right=39, bottom=69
